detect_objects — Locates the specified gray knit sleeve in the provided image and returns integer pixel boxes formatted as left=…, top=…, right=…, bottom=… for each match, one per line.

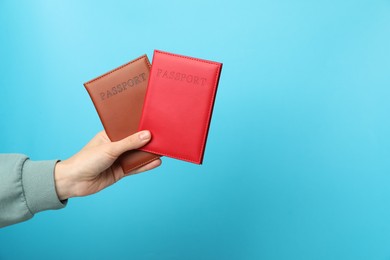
left=0, top=154, right=66, bottom=228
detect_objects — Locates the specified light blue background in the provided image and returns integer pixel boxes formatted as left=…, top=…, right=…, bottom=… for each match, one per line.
left=1, top=0, right=390, bottom=259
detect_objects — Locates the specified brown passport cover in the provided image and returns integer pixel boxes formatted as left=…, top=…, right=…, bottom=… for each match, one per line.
left=84, top=55, right=160, bottom=173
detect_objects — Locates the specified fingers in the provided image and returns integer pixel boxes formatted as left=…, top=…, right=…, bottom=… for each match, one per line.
left=108, top=130, right=152, bottom=158
left=127, top=158, right=162, bottom=175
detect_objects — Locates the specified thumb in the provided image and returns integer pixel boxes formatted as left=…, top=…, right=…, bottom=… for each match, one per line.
left=109, top=130, right=152, bottom=157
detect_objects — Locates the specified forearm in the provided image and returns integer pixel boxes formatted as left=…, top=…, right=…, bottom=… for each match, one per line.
left=54, top=160, right=76, bottom=201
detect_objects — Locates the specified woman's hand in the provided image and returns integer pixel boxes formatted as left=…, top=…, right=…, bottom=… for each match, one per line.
left=54, top=130, right=161, bottom=200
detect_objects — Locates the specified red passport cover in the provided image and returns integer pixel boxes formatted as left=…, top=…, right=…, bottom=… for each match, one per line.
left=138, top=50, right=222, bottom=164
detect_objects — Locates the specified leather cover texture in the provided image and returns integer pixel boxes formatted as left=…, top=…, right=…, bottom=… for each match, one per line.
left=138, top=50, right=222, bottom=164
left=84, top=55, right=160, bottom=173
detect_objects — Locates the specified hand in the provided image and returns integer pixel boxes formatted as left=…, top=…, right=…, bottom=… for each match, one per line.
left=54, top=130, right=161, bottom=200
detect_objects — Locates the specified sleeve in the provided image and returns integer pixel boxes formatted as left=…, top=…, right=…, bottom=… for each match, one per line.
left=0, top=154, right=67, bottom=228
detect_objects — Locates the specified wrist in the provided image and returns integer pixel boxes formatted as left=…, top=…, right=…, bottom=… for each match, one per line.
left=54, top=160, right=76, bottom=200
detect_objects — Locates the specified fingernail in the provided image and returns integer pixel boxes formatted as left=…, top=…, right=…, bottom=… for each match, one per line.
left=139, top=130, right=151, bottom=140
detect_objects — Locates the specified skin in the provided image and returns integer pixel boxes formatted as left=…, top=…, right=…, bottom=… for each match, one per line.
left=54, top=130, right=161, bottom=200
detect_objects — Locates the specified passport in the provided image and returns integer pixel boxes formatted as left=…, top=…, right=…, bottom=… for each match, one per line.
left=84, top=55, right=160, bottom=173
left=138, top=50, right=222, bottom=164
